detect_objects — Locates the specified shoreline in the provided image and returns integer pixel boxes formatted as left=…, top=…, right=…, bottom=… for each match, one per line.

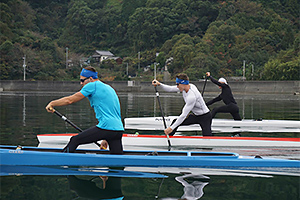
left=0, top=80, right=299, bottom=95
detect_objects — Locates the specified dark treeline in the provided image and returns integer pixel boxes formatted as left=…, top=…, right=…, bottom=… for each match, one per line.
left=0, top=0, right=299, bottom=81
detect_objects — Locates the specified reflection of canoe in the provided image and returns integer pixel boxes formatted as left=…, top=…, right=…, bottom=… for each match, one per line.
left=124, top=116, right=300, bottom=133
left=0, top=165, right=166, bottom=178
left=1, top=145, right=299, bottom=168
left=37, top=133, right=300, bottom=148
left=126, top=167, right=300, bottom=177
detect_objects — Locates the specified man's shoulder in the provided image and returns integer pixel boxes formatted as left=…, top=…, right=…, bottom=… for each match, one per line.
left=190, top=84, right=200, bottom=92
left=87, top=80, right=105, bottom=88
left=187, top=85, right=201, bottom=98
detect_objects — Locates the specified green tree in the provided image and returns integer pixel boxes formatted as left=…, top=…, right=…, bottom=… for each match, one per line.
left=128, top=7, right=181, bottom=51
left=1, top=0, right=299, bottom=81
left=262, top=49, right=300, bottom=80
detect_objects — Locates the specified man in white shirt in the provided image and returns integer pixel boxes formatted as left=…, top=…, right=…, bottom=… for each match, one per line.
left=152, top=73, right=212, bottom=136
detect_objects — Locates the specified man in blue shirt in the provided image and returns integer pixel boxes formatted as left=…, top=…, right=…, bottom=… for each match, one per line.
left=46, top=66, right=124, bottom=154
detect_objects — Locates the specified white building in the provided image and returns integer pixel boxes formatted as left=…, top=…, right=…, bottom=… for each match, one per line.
left=92, top=50, right=114, bottom=62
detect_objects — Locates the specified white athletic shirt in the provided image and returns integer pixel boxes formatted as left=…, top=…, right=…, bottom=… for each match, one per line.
left=160, top=83, right=210, bottom=130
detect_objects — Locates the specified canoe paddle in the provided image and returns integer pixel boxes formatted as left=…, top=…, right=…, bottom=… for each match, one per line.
left=202, top=76, right=208, bottom=96
left=154, top=84, right=172, bottom=149
left=52, top=109, right=102, bottom=148
left=53, top=109, right=83, bottom=132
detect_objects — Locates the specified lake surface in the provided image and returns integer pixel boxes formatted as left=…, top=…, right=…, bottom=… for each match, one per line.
left=0, top=91, right=299, bottom=200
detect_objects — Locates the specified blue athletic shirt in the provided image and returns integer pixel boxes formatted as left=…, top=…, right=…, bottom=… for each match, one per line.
left=80, top=81, right=124, bottom=131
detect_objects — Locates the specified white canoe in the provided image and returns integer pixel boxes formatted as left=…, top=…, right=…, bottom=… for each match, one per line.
left=124, top=116, right=300, bottom=133
left=37, top=133, right=300, bottom=148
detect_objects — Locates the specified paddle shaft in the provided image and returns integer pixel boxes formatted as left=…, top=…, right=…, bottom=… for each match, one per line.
left=53, top=110, right=83, bottom=132
left=154, top=86, right=171, bottom=147
left=53, top=110, right=101, bottom=148
left=202, top=76, right=208, bottom=96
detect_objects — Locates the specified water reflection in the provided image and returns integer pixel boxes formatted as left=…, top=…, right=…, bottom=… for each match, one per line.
left=3, top=92, right=299, bottom=129
left=174, top=174, right=209, bottom=200
left=68, top=176, right=123, bottom=200
left=155, top=173, right=210, bottom=200
left=22, top=93, right=26, bottom=127
left=0, top=92, right=299, bottom=200
left=127, top=93, right=134, bottom=113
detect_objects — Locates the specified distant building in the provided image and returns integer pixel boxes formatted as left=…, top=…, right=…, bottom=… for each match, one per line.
left=92, top=50, right=114, bottom=62
left=109, top=57, right=123, bottom=65
left=92, top=50, right=122, bottom=64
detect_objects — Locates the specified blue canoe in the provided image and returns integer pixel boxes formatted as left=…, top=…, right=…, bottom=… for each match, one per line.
left=0, top=145, right=299, bottom=168
left=0, top=165, right=166, bottom=178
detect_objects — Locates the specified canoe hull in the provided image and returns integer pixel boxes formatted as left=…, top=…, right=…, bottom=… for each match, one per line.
left=37, top=133, right=300, bottom=148
left=0, top=165, right=167, bottom=178
left=124, top=117, right=300, bottom=133
left=1, top=146, right=299, bottom=168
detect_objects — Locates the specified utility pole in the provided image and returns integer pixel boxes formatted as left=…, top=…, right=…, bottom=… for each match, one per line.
left=66, top=47, right=68, bottom=69
left=251, top=64, right=254, bottom=80
left=138, top=51, right=140, bottom=71
left=243, top=60, right=246, bottom=81
left=154, top=63, right=157, bottom=80
left=23, top=55, right=26, bottom=81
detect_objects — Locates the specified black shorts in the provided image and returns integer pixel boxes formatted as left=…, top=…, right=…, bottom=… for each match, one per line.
left=63, top=126, right=123, bottom=154
left=170, top=112, right=212, bottom=136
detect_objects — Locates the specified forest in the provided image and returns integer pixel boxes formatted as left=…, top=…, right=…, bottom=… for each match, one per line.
left=0, top=0, right=299, bottom=81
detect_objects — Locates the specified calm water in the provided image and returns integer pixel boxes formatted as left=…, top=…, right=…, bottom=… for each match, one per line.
left=0, top=91, right=299, bottom=200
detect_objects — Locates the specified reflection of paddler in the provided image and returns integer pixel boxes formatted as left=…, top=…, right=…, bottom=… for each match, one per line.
left=175, top=174, right=210, bottom=200
left=68, top=175, right=124, bottom=200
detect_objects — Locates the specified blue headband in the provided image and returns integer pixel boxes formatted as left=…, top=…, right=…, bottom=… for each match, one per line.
left=80, top=68, right=98, bottom=79
left=176, top=78, right=189, bottom=85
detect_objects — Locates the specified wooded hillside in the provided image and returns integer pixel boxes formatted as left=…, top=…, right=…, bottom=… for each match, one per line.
left=1, top=0, right=299, bottom=81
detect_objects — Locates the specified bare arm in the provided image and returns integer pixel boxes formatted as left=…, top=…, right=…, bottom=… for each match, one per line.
left=46, top=92, right=85, bottom=112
